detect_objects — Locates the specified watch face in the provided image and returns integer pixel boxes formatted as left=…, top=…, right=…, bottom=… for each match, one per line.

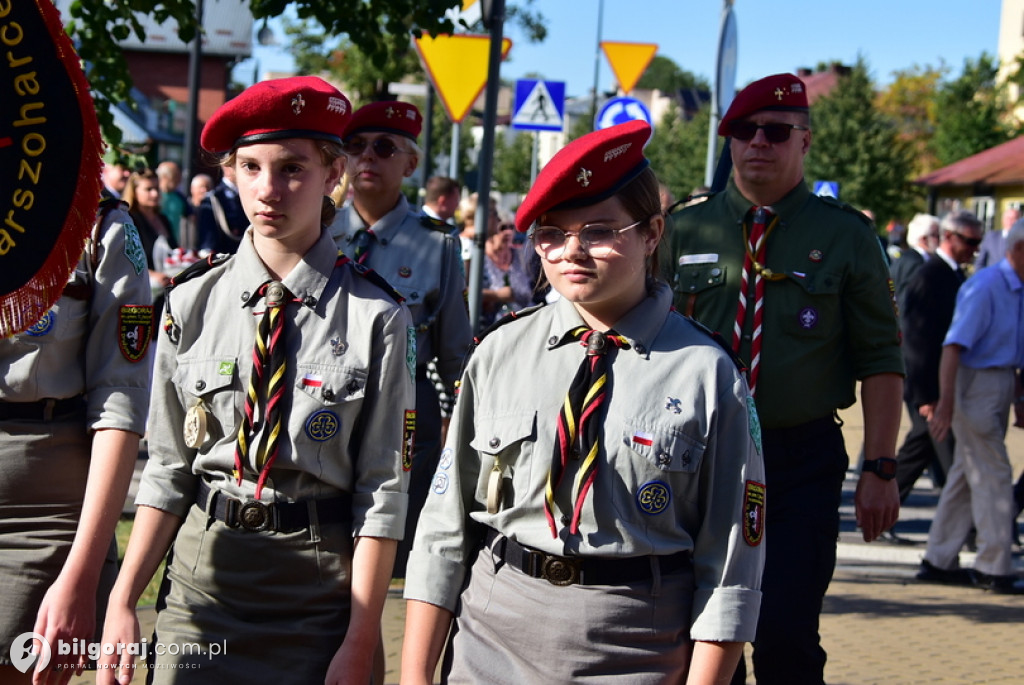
left=867, top=458, right=897, bottom=479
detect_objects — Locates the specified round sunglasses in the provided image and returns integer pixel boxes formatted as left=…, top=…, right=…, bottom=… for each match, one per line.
left=341, top=136, right=411, bottom=159
left=728, top=122, right=810, bottom=143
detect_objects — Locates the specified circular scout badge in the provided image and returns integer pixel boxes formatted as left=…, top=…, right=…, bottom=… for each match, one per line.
left=398, top=266, right=412, bottom=278
left=431, top=472, right=450, bottom=495
left=183, top=402, right=208, bottom=448
left=305, top=409, right=340, bottom=441
left=636, top=480, right=671, bottom=515
left=439, top=447, right=454, bottom=470
left=798, top=306, right=819, bottom=329
left=24, top=310, right=55, bottom=337
left=808, top=249, right=823, bottom=262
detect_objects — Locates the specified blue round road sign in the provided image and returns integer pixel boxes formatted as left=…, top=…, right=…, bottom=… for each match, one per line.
left=596, top=96, right=654, bottom=131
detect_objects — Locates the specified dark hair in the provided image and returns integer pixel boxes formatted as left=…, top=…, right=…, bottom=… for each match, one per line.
left=424, top=176, right=460, bottom=203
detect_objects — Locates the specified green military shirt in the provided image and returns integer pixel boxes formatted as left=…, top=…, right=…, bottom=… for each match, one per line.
left=668, top=179, right=903, bottom=429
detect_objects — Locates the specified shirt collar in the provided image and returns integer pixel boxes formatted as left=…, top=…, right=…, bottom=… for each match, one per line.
left=545, top=281, right=673, bottom=358
left=725, top=177, right=811, bottom=224
left=339, top=195, right=412, bottom=244
left=997, top=258, right=1024, bottom=292
left=935, top=246, right=959, bottom=272
left=233, top=228, right=339, bottom=311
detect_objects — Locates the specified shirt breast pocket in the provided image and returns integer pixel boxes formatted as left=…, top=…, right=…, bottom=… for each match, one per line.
left=470, top=411, right=537, bottom=504
left=621, top=422, right=705, bottom=475
left=778, top=269, right=842, bottom=339
left=292, top=364, right=367, bottom=446
left=173, top=359, right=238, bottom=446
left=674, top=262, right=727, bottom=298
left=389, top=271, right=434, bottom=310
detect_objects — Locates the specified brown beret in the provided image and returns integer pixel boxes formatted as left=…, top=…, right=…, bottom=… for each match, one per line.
left=515, top=120, right=651, bottom=233
left=719, top=73, right=808, bottom=136
left=201, top=76, right=351, bottom=153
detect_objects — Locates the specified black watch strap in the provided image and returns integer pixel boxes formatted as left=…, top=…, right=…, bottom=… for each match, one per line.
left=862, top=457, right=898, bottom=480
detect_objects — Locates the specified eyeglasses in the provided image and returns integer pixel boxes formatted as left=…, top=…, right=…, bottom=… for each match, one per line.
left=531, top=219, right=644, bottom=259
left=728, top=122, right=810, bottom=143
left=341, top=136, right=409, bottom=159
left=953, top=233, right=982, bottom=247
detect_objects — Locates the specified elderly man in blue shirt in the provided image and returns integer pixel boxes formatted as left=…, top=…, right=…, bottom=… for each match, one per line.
left=916, top=220, right=1024, bottom=594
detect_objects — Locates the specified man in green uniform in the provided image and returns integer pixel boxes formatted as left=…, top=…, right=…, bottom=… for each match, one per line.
left=667, top=72, right=904, bottom=685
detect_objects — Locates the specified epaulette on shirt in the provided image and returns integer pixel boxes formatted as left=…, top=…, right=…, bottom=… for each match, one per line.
left=452, top=303, right=547, bottom=398
left=419, top=214, right=452, bottom=233
left=335, top=253, right=405, bottom=305
left=818, top=195, right=873, bottom=226
left=162, top=253, right=233, bottom=344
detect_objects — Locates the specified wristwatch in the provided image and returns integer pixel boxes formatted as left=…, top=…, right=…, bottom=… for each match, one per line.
left=862, top=457, right=898, bottom=481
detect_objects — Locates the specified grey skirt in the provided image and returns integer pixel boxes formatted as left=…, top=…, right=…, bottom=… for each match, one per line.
left=0, top=415, right=118, bottom=662
left=147, top=502, right=354, bottom=683
left=443, top=539, right=696, bottom=684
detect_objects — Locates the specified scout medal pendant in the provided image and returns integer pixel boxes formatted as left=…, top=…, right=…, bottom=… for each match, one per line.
left=486, top=458, right=503, bottom=514
left=183, top=400, right=208, bottom=448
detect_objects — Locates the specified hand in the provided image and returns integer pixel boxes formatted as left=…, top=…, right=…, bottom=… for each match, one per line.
left=927, top=398, right=953, bottom=442
left=917, top=403, right=935, bottom=422
left=854, top=475, right=900, bottom=542
left=95, top=603, right=141, bottom=685
left=496, top=285, right=513, bottom=303
left=31, top=574, right=95, bottom=685
left=324, top=637, right=373, bottom=685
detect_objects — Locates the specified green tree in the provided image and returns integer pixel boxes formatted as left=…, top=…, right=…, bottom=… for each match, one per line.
left=636, top=56, right=709, bottom=93
left=931, top=53, right=1019, bottom=166
left=876, top=64, right=946, bottom=176
left=491, top=131, right=533, bottom=193
left=646, top=101, right=712, bottom=201
left=804, top=59, right=919, bottom=226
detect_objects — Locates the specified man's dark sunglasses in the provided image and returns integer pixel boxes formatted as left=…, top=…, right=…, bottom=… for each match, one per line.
left=954, top=233, right=982, bottom=247
left=729, top=122, right=810, bottom=143
left=341, top=136, right=407, bottom=159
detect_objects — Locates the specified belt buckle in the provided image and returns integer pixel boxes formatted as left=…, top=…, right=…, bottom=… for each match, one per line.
left=540, top=554, right=581, bottom=586
left=237, top=500, right=275, bottom=532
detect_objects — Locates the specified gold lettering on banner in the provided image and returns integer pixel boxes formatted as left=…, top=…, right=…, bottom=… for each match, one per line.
left=0, top=229, right=16, bottom=255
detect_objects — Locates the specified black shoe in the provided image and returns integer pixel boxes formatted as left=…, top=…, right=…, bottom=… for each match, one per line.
left=916, top=560, right=974, bottom=586
left=879, top=529, right=914, bottom=545
left=971, top=571, right=1024, bottom=595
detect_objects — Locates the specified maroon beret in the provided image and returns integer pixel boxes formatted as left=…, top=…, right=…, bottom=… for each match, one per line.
left=344, top=101, right=423, bottom=141
left=201, top=76, right=351, bottom=153
left=515, top=120, right=652, bottom=233
left=718, top=73, right=809, bottom=136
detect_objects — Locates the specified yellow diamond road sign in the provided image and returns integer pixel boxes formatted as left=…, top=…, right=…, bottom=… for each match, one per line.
left=600, top=41, right=658, bottom=94
left=414, top=34, right=513, bottom=124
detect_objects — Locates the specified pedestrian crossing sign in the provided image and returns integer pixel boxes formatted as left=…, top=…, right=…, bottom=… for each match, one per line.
left=512, top=79, right=565, bottom=132
left=814, top=180, right=839, bottom=199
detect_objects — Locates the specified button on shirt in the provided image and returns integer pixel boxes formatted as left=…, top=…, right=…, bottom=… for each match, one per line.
left=404, top=282, right=764, bottom=643
left=135, top=229, right=414, bottom=540
left=944, top=258, right=1024, bottom=369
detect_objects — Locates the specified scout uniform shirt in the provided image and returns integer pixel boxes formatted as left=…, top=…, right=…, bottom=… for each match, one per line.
left=0, top=206, right=152, bottom=434
left=329, top=195, right=471, bottom=390
left=405, top=282, right=765, bottom=643
left=668, top=179, right=904, bottom=429
left=136, top=228, right=414, bottom=540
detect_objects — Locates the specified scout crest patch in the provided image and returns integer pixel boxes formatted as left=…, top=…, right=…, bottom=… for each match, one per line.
left=743, top=480, right=766, bottom=546
left=0, top=0, right=104, bottom=337
left=118, top=304, right=153, bottom=362
left=746, top=396, right=762, bottom=454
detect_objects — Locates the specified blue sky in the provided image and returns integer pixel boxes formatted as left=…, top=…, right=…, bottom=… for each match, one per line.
left=242, top=0, right=1003, bottom=96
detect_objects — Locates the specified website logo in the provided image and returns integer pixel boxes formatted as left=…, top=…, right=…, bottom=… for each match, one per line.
left=9, top=632, right=51, bottom=673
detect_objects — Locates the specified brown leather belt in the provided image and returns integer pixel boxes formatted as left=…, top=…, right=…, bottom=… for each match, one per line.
left=197, top=481, right=351, bottom=533
left=0, top=395, right=86, bottom=421
left=485, top=528, right=692, bottom=587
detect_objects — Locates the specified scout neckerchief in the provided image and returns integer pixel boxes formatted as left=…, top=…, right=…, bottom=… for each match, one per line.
left=733, top=206, right=782, bottom=396
left=350, top=228, right=375, bottom=264
left=234, top=280, right=301, bottom=499
left=546, top=326, right=630, bottom=537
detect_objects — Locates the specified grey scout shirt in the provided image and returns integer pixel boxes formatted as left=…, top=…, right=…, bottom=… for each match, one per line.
left=136, top=229, right=415, bottom=541
left=0, top=207, right=152, bottom=434
left=329, top=195, right=471, bottom=389
left=404, top=282, right=765, bottom=643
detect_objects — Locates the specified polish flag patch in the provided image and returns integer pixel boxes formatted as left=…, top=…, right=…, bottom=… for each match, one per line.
left=631, top=431, right=653, bottom=447
left=302, top=373, right=323, bottom=388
